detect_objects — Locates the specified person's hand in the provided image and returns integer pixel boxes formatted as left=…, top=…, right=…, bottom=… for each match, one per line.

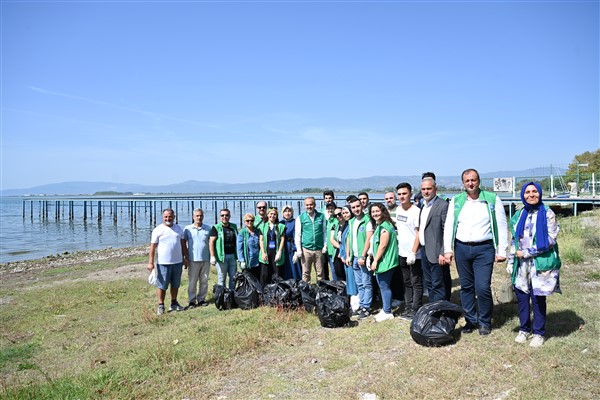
left=438, top=254, right=447, bottom=266
left=345, top=257, right=351, bottom=266
left=495, top=255, right=507, bottom=263
left=444, top=252, right=453, bottom=264
left=262, top=253, right=268, bottom=263
left=406, top=252, right=416, bottom=265
left=183, top=258, right=189, bottom=269
left=370, top=260, right=378, bottom=272
left=210, top=256, right=216, bottom=266
left=240, top=261, right=246, bottom=270
left=275, top=251, right=282, bottom=262
left=322, top=245, right=327, bottom=253
left=506, top=264, right=513, bottom=275
left=147, top=262, right=154, bottom=272
left=293, top=251, right=302, bottom=264
left=358, top=257, right=366, bottom=267
left=516, top=250, right=524, bottom=258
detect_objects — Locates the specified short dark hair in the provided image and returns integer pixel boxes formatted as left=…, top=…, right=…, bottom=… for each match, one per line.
left=422, top=171, right=436, bottom=180
left=358, top=192, right=369, bottom=198
left=326, top=202, right=337, bottom=209
left=395, top=182, right=412, bottom=192
left=323, top=190, right=334, bottom=198
left=346, top=195, right=359, bottom=203
left=461, top=168, right=480, bottom=181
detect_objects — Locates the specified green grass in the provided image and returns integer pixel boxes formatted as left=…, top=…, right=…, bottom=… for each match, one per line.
left=1, top=211, right=599, bottom=399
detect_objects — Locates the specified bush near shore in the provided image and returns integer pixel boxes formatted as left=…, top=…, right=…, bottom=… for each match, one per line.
left=1, top=211, right=599, bottom=399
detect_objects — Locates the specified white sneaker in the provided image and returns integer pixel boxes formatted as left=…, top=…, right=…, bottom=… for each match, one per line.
left=530, top=334, right=545, bottom=347
left=391, top=299, right=403, bottom=308
left=515, top=331, right=531, bottom=344
left=375, top=311, right=394, bottom=322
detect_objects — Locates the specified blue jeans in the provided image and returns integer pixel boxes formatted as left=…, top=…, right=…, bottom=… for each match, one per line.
left=515, top=284, right=547, bottom=336
left=328, top=255, right=338, bottom=281
left=454, top=241, right=495, bottom=328
left=376, top=268, right=395, bottom=314
left=216, top=254, right=237, bottom=290
left=421, top=256, right=451, bottom=302
left=352, top=258, right=373, bottom=310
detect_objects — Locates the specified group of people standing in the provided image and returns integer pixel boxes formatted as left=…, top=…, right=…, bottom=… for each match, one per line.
left=147, top=168, right=561, bottom=347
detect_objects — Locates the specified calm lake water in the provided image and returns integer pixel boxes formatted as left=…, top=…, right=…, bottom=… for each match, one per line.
left=0, top=195, right=330, bottom=263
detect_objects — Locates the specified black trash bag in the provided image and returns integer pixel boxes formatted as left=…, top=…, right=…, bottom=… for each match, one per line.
left=297, top=280, right=317, bottom=313
left=410, top=300, right=463, bottom=347
left=213, top=284, right=237, bottom=311
left=263, top=278, right=303, bottom=309
left=315, top=280, right=350, bottom=328
left=233, top=270, right=263, bottom=310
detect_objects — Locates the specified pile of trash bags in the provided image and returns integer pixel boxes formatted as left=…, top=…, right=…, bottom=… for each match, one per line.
left=213, top=273, right=351, bottom=328
left=409, top=300, right=463, bottom=347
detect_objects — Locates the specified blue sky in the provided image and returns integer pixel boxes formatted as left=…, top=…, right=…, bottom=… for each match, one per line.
left=1, top=0, right=598, bottom=189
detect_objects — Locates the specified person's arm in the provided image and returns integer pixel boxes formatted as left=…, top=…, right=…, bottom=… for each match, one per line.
left=443, top=198, right=455, bottom=263
left=322, top=218, right=328, bottom=252
left=181, top=238, right=189, bottom=269
left=294, top=216, right=302, bottom=254
left=259, top=231, right=268, bottom=262
left=209, top=233, right=217, bottom=265
left=495, top=196, right=508, bottom=261
left=371, top=229, right=389, bottom=272
left=148, top=242, right=158, bottom=271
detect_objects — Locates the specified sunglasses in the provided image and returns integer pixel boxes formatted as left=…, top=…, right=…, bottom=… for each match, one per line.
left=245, top=219, right=254, bottom=223
left=335, top=213, right=342, bottom=217
left=220, top=214, right=230, bottom=217
left=257, top=206, right=266, bottom=209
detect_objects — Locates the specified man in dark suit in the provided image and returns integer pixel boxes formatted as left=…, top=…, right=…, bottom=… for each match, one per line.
left=418, top=177, right=451, bottom=302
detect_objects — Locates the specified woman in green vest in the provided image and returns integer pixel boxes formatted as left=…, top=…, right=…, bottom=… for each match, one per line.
left=508, top=182, right=561, bottom=348
left=368, top=203, right=399, bottom=322
left=258, top=208, right=286, bottom=288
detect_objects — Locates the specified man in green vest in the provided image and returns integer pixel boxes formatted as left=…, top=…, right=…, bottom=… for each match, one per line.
left=209, top=208, right=238, bottom=290
left=294, top=197, right=327, bottom=282
left=443, top=168, right=508, bottom=336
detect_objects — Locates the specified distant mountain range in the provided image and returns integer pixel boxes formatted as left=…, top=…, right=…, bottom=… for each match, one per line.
left=1, top=167, right=566, bottom=196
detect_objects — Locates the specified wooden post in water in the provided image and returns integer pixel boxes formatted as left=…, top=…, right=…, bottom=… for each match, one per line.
left=83, top=201, right=87, bottom=221
left=98, top=201, right=102, bottom=222
left=114, top=201, right=118, bottom=224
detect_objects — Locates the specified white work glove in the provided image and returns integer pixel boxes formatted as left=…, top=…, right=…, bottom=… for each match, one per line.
left=322, top=245, right=327, bottom=253
left=366, top=256, right=372, bottom=269
left=506, top=264, right=513, bottom=275
left=293, top=251, right=302, bottom=264
left=275, top=251, right=282, bottom=263
left=240, top=261, right=246, bottom=270
left=210, top=256, right=216, bottom=266
left=406, top=252, right=416, bottom=265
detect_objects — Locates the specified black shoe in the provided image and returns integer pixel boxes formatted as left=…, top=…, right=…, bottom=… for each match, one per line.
left=352, top=307, right=362, bottom=317
left=186, top=302, right=198, bottom=310
left=358, top=308, right=371, bottom=320
left=462, top=323, right=477, bottom=334
left=399, top=310, right=414, bottom=321
left=479, top=325, right=491, bottom=336
left=198, top=300, right=209, bottom=307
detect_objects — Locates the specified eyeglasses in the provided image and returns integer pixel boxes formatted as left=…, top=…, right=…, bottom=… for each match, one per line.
left=220, top=214, right=230, bottom=217
left=257, top=206, right=266, bottom=209
left=245, top=219, right=253, bottom=223
left=335, top=213, right=342, bottom=217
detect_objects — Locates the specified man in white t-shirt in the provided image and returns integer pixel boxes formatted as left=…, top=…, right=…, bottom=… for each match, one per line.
left=395, top=182, right=423, bottom=320
left=148, top=208, right=188, bottom=316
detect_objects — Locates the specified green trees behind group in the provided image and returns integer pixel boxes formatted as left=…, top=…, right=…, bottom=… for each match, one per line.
left=566, top=149, right=600, bottom=175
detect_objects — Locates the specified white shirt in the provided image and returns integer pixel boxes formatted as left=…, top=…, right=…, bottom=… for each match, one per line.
left=418, top=196, right=437, bottom=246
left=396, top=205, right=421, bottom=258
left=443, top=193, right=508, bottom=257
left=151, top=224, right=184, bottom=265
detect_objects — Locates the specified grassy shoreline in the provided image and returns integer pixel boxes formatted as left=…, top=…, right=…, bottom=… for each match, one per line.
left=1, top=212, right=599, bottom=399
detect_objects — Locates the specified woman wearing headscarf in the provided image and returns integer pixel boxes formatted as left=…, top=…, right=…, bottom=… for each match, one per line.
left=338, top=205, right=358, bottom=308
left=236, top=213, right=261, bottom=281
left=368, top=203, right=399, bottom=322
left=258, top=208, right=286, bottom=287
left=508, top=182, right=561, bottom=347
left=281, top=205, right=301, bottom=280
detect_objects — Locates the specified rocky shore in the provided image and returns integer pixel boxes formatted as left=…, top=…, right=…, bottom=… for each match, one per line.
left=0, top=245, right=148, bottom=277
